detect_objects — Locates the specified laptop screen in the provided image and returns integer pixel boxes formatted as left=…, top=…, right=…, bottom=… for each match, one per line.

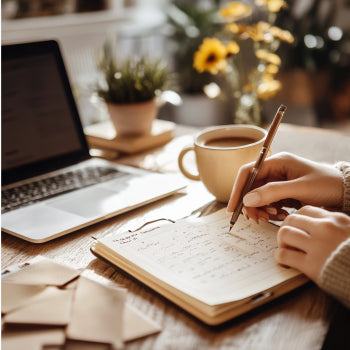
left=2, top=40, right=91, bottom=185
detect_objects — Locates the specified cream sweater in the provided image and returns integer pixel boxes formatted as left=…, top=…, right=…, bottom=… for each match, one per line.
left=318, top=162, right=350, bottom=308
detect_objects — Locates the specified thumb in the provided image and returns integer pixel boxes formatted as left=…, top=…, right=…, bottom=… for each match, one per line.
left=243, top=181, right=297, bottom=207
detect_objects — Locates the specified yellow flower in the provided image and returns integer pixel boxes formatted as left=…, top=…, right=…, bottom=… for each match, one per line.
left=270, top=26, right=294, bottom=43
left=255, top=49, right=281, bottom=65
left=227, top=23, right=250, bottom=40
left=246, top=21, right=273, bottom=42
left=255, top=0, right=286, bottom=13
left=193, top=38, right=227, bottom=74
left=239, top=22, right=293, bottom=44
left=227, top=23, right=246, bottom=35
left=265, top=64, right=279, bottom=74
left=192, top=0, right=294, bottom=114
left=261, top=72, right=275, bottom=81
left=257, top=79, right=282, bottom=99
left=226, top=41, right=240, bottom=58
left=219, top=2, right=252, bottom=21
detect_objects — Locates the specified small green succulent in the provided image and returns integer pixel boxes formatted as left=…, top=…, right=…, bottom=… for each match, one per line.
left=96, top=43, right=171, bottom=104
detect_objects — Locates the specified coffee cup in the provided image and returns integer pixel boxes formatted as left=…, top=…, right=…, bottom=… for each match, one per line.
left=178, top=125, right=267, bottom=202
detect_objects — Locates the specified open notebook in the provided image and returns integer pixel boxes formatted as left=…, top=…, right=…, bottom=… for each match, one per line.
left=91, top=209, right=309, bottom=325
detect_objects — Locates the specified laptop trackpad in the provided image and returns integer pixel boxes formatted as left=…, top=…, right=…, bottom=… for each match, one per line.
left=47, top=187, right=128, bottom=218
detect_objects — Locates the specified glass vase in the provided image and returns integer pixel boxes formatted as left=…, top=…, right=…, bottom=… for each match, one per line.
left=233, top=92, right=261, bottom=126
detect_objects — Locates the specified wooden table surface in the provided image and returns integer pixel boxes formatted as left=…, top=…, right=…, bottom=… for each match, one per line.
left=2, top=123, right=350, bottom=350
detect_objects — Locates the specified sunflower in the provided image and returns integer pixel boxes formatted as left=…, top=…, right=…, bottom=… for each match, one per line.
left=193, top=38, right=227, bottom=74
left=255, top=0, right=286, bottom=13
left=219, top=1, right=252, bottom=21
left=255, top=49, right=281, bottom=65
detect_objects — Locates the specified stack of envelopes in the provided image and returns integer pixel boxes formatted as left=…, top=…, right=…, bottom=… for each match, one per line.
left=1, top=256, right=161, bottom=349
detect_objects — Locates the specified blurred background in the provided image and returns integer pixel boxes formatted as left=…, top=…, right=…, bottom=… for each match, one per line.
left=2, top=0, right=350, bottom=133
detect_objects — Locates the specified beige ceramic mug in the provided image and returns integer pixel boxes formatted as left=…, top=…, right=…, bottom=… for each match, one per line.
left=178, top=125, right=267, bottom=203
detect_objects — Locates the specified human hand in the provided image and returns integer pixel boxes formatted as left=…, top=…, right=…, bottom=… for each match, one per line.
left=227, top=152, right=344, bottom=223
left=274, top=206, right=350, bottom=282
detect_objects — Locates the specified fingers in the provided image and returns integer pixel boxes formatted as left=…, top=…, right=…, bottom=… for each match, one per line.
left=274, top=221, right=313, bottom=279
left=280, top=210, right=315, bottom=234
left=227, top=153, right=290, bottom=212
left=264, top=206, right=289, bottom=221
left=279, top=205, right=327, bottom=235
left=243, top=205, right=286, bottom=222
left=277, top=225, right=311, bottom=252
left=277, top=208, right=319, bottom=253
left=273, top=248, right=307, bottom=274
left=243, top=207, right=269, bottom=223
left=227, top=151, right=329, bottom=222
left=293, top=205, right=328, bottom=219
left=274, top=206, right=334, bottom=282
left=243, top=180, right=300, bottom=208
left=228, top=161, right=254, bottom=212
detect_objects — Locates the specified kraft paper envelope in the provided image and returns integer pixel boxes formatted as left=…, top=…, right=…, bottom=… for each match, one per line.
left=1, top=327, right=65, bottom=350
left=2, top=286, right=160, bottom=342
left=2, top=258, right=161, bottom=347
left=3, top=287, right=74, bottom=325
left=1, top=283, right=47, bottom=314
left=123, top=304, right=161, bottom=342
left=2, top=257, right=80, bottom=286
left=66, top=277, right=126, bottom=349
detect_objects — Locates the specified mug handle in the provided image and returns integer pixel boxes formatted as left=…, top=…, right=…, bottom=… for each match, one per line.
left=178, top=146, right=200, bottom=181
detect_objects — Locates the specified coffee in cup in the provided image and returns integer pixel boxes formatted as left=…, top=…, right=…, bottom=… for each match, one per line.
left=178, top=125, right=267, bottom=202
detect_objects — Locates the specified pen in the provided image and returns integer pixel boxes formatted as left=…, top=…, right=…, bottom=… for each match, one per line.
left=228, top=104, right=287, bottom=232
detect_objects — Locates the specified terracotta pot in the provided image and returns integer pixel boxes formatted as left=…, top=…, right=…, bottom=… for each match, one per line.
left=107, top=99, right=158, bottom=136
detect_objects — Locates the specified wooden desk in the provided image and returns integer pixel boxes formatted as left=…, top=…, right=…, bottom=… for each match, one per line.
left=2, top=123, right=350, bottom=349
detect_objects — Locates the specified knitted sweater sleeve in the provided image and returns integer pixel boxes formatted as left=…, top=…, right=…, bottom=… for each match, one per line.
left=335, top=161, right=350, bottom=214
left=318, top=162, right=350, bottom=308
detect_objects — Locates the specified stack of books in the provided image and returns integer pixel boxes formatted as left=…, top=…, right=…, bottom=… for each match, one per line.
left=84, top=119, right=176, bottom=154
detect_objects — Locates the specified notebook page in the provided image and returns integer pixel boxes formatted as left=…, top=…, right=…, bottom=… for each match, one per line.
left=100, top=209, right=301, bottom=305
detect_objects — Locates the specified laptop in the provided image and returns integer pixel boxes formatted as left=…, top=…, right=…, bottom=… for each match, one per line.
left=1, top=40, right=186, bottom=243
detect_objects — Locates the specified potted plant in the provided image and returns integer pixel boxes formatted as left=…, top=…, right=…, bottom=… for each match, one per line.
left=96, top=42, right=171, bottom=136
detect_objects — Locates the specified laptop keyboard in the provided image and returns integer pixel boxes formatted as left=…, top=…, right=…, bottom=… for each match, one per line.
left=2, top=166, right=125, bottom=213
